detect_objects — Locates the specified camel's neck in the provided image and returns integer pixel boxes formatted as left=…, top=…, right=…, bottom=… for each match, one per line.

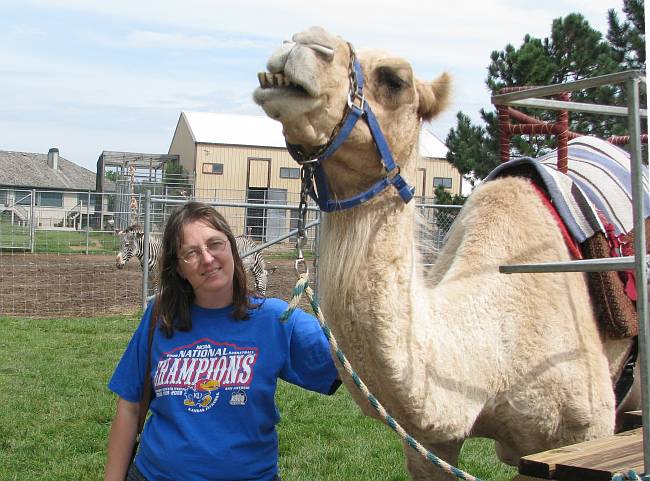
left=321, top=195, right=413, bottom=293
left=319, top=143, right=421, bottom=304
left=318, top=192, right=423, bottom=359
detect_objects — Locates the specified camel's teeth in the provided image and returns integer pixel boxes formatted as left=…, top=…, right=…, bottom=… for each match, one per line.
left=257, top=72, right=267, bottom=88
left=257, top=72, right=291, bottom=89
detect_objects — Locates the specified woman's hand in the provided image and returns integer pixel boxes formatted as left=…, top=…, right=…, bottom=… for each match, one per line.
left=104, top=398, right=140, bottom=481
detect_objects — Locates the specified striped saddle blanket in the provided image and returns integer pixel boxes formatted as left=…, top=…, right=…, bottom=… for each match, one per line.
left=486, top=136, right=649, bottom=338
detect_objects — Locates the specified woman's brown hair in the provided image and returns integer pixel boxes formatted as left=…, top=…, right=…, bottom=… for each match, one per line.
left=154, top=201, right=259, bottom=335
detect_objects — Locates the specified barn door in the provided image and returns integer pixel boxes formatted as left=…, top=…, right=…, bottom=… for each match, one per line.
left=266, top=188, right=287, bottom=242
left=246, top=159, right=271, bottom=241
left=416, top=168, right=426, bottom=200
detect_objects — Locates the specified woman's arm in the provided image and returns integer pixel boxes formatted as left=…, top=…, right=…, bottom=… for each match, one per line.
left=104, top=398, right=140, bottom=481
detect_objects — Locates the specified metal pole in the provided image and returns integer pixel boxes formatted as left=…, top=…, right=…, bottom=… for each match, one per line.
left=142, top=190, right=151, bottom=311
left=314, top=211, right=321, bottom=299
left=500, top=256, right=635, bottom=273
left=627, top=77, right=649, bottom=472
left=86, top=190, right=91, bottom=254
left=30, top=189, right=36, bottom=252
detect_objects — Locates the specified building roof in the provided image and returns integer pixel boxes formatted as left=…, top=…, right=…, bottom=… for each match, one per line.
left=180, top=111, right=450, bottom=158
left=0, top=149, right=97, bottom=191
left=99, top=151, right=179, bottom=170
left=182, top=111, right=286, bottom=148
left=419, top=128, right=449, bottom=159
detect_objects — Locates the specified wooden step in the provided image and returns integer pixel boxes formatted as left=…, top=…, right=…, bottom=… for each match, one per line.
left=518, top=428, right=643, bottom=480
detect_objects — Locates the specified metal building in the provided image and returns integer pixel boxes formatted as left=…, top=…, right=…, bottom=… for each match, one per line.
left=168, top=111, right=462, bottom=239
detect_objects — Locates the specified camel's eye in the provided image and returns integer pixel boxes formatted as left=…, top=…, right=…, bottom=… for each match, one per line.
left=372, top=64, right=414, bottom=108
left=376, top=67, right=408, bottom=92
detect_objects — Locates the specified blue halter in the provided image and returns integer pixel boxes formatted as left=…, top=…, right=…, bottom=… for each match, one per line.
left=286, top=46, right=415, bottom=212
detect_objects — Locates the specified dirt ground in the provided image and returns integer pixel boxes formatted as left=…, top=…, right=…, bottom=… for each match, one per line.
left=0, top=253, right=312, bottom=318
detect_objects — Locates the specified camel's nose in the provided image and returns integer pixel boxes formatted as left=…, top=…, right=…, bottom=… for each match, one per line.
left=292, top=27, right=338, bottom=54
left=266, top=41, right=295, bottom=74
left=267, top=27, right=337, bottom=75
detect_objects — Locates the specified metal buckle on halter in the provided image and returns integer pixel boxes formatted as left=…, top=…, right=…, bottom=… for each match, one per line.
left=295, top=156, right=320, bottom=166
left=347, top=90, right=365, bottom=113
left=287, top=143, right=322, bottom=165
left=386, top=165, right=401, bottom=180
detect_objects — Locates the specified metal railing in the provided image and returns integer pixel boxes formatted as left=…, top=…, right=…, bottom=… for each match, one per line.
left=493, top=69, right=649, bottom=470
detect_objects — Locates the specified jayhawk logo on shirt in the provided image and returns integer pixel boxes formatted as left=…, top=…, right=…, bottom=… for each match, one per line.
left=184, top=379, right=221, bottom=409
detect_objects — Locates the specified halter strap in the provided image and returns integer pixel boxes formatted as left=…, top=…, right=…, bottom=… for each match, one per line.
left=286, top=48, right=415, bottom=212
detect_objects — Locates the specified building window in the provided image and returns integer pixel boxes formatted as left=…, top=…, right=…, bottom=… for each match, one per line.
left=77, top=193, right=99, bottom=205
left=279, top=167, right=300, bottom=179
left=433, top=177, right=453, bottom=189
left=38, top=192, right=63, bottom=207
left=15, top=190, right=32, bottom=205
left=202, top=163, right=224, bottom=175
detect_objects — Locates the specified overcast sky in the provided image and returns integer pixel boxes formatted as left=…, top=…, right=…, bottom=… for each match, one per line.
left=1, top=0, right=623, bottom=173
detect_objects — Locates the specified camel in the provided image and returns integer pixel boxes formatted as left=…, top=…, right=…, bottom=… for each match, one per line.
left=253, top=27, right=633, bottom=481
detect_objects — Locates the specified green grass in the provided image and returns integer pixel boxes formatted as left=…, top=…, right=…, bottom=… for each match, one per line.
left=268, top=250, right=315, bottom=260
left=0, top=222, right=120, bottom=254
left=0, top=316, right=516, bottom=481
left=32, top=230, right=120, bottom=254
left=0, top=222, right=31, bottom=249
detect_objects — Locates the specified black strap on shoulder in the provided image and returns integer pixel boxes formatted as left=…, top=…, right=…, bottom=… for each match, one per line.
left=137, top=306, right=158, bottom=436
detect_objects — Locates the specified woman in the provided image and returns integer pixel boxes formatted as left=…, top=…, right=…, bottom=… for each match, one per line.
left=105, top=201, right=340, bottom=481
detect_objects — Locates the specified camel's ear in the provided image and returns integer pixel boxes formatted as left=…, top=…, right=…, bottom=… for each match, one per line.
left=416, top=72, right=451, bottom=121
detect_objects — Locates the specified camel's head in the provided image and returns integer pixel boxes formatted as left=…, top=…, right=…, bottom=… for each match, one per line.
left=254, top=26, right=451, bottom=205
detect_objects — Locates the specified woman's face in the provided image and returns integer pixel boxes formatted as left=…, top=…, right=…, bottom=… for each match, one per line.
left=176, top=219, right=234, bottom=309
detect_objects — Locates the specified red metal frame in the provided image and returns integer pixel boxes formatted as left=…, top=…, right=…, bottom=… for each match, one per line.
left=497, top=87, right=648, bottom=172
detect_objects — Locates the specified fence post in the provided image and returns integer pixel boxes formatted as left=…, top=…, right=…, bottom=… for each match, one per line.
left=626, top=76, right=649, bottom=473
left=142, top=190, right=151, bottom=311
left=314, top=211, right=321, bottom=297
left=30, top=189, right=36, bottom=252
left=86, top=190, right=91, bottom=254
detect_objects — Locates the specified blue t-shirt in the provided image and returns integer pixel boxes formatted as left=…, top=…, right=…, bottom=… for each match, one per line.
left=109, top=298, right=339, bottom=481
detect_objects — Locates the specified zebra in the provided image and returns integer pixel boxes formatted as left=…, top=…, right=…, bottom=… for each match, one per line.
left=115, top=225, right=163, bottom=291
left=115, top=225, right=274, bottom=295
left=115, top=225, right=162, bottom=272
left=235, top=235, right=276, bottom=296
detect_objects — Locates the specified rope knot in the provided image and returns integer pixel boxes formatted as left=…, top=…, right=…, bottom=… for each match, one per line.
left=612, top=470, right=650, bottom=481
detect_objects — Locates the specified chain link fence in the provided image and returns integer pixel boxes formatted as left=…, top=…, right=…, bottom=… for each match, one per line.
left=0, top=187, right=461, bottom=318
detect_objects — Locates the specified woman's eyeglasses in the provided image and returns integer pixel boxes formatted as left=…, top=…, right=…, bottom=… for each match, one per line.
left=179, top=239, right=228, bottom=265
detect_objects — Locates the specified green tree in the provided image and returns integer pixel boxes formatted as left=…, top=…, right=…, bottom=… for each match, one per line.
left=104, top=170, right=119, bottom=182
left=433, top=185, right=466, bottom=205
left=445, top=111, right=499, bottom=182
left=446, top=2, right=644, bottom=182
left=163, top=160, right=191, bottom=197
left=433, top=185, right=466, bottom=229
left=607, top=0, right=645, bottom=69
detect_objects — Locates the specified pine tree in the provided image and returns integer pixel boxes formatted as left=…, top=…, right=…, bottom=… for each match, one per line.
left=607, top=0, right=645, bottom=69
left=446, top=2, right=644, bottom=182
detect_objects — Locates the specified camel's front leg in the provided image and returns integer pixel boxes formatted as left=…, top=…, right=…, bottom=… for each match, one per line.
left=403, top=439, right=463, bottom=481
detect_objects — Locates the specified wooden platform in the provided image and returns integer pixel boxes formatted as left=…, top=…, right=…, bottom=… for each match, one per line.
left=514, top=427, right=644, bottom=481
